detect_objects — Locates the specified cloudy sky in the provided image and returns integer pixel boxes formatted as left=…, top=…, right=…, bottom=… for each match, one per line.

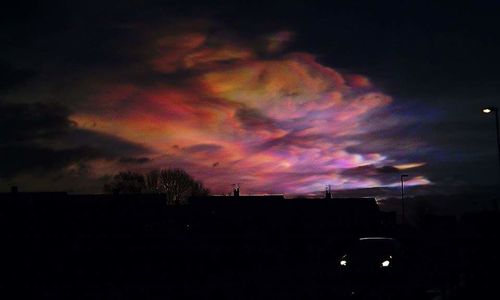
left=1, top=1, right=499, bottom=195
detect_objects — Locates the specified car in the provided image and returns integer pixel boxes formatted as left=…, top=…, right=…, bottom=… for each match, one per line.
left=338, top=237, right=413, bottom=298
left=339, top=237, right=403, bottom=275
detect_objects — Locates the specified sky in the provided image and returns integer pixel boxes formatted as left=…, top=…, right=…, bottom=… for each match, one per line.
left=1, top=0, right=500, bottom=195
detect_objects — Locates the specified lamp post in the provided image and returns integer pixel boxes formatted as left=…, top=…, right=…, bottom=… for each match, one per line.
left=401, top=174, right=408, bottom=223
left=482, top=106, right=500, bottom=182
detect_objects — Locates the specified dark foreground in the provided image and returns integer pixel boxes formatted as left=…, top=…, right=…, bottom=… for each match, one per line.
left=1, top=193, right=499, bottom=299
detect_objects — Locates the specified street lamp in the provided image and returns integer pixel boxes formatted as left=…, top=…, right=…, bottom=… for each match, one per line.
left=482, top=106, right=500, bottom=182
left=401, top=174, right=408, bottom=223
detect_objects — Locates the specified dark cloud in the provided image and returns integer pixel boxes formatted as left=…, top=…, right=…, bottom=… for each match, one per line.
left=339, top=164, right=403, bottom=187
left=67, top=129, right=150, bottom=158
left=235, top=107, right=277, bottom=131
left=255, top=131, right=332, bottom=152
left=377, top=166, right=400, bottom=174
left=0, top=102, right=72, bottom=143
left=0, top=102, right=150, bottom=179
left=118, top=156, right=151, bottom=164
left=184, top=143, right=223, bottom=154
left=345, top=108, right=499, bottom=186
left=0, top=145, right=103, bottom=178
left=341, top=165, right=399, bottom=177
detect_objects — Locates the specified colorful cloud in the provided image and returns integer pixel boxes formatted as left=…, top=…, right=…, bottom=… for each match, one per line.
left=61, top=24, right=432, bottom=195
left=0, top=20, right=431, bottom=194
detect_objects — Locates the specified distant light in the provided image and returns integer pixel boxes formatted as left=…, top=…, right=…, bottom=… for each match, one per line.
left=395, top=162, right=426, bottom=170
left=381, top=260, right=390, bottom=267
left=483, top=108, right=492, bottom=114
left=340, top=260, right=347, bottom=266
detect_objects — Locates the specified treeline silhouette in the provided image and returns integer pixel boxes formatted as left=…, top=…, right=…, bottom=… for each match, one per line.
left=103, top=168, right=209, bottom=204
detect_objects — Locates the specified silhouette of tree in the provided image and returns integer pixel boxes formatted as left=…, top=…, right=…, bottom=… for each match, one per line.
left=145, top=170, right=160, bottom=193
left=104, top=171, right=146, bottom=194
left=156, top=168, right=209, bottom=205
left=105, top=168, right=208, bottom=203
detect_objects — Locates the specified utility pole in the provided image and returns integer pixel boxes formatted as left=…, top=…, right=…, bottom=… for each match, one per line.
left=401, top=174, right=408, bottom=223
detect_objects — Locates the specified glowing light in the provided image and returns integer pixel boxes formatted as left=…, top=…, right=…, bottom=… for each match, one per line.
left=483, top=108, right=492, bottom=114
left=381, top=260, right=390, bottom=267
left=340, top=260, right=347, bottom=266
left=395, top=162, right=426, bottom=170
left=387, top=176, right=431, bottom=188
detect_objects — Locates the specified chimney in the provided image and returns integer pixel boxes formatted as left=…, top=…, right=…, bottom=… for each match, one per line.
left=233, top=184, right=240, bottom=197
left=325, top=185, right=332, bottom=199
left=11, top=186, right=18, bottom=193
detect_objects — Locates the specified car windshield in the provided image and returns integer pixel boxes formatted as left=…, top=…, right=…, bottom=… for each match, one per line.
left=349, top=239, right=396, bottom=259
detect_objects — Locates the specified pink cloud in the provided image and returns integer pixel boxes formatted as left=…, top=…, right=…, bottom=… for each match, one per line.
left=72, top=24, right=430, bottom=195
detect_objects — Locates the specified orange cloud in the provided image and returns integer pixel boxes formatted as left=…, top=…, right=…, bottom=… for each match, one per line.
left=71, top=24, right=430, bottom=194
left=395, top=162, right=426, bottom=170
left=345, top=74, right=372, bottom=88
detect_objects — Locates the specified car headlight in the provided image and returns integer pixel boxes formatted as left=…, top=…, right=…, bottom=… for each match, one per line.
left=381, top=260, right=390, bottom=267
